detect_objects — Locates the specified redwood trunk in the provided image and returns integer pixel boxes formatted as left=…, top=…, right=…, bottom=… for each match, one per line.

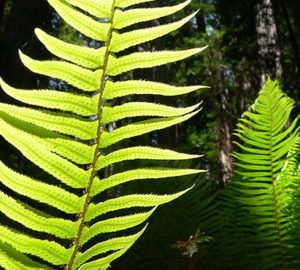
left=255, top=0, right=282, bottom=86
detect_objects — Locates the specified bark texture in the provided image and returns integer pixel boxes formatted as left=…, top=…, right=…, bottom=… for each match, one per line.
left=255, top=0, right=282, bottom=86
left=208, top=33, right=234, bottom=186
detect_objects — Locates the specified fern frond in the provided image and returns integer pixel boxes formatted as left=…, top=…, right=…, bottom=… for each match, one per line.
left=90, top=168, right=203, bottom=196
left=63, top=0, right=111, bottom=18
left=77, top=248, right=127, bottom=270
left=113, top=0, right=191, bottom=29
left=0, top=78, right=98, bottom=116
left=96, top=146, right=202, bottom=170
left=0, top=242, right=50, bottom=270
left=0, top=103, right=97, bottom=139
left=0, top=111, right=96, bottom=164
left=0, top=225, right=73, bottom=265
left=100, top=110, right=200, bottom=148
left=19, top=51, right=102, bottom=91
left=80, top=208, right=156, bottom=245
left=0, top=160, right=84, bottom=213
left=103, top=80, right=207, bottom=99
left=35, top=28, right=105, bottom=69
left=0, top=191, right=80, bottom=239
left=107, top=48, right=206, bottom=75
left=102, top=101, right=201, bottom=123
left=86, top=188, right=193, bottom=221
left=110, top=11, right=199, bottom=52
left=0, top=116, right=91, bottom=188
left=0, top=0, right=206, bottom=268
left=73, top=225, right=147, bottom=268
left=212, top=78, right=300, bottom=270
left=116, top=0, right=154, bottom=8
left=48, top=0, right=110, bottom=41
left=277, top=136, right=300, bottom=267
left=282, top=137, right=300, bottom=172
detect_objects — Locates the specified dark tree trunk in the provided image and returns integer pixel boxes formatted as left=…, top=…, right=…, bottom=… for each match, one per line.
left=207, top=33, right=234, bottom=186
left=0, top=0, right=51, bottom=90
left=216, top=101, right=234, bottom=185
left=214, top=20, right=234, bottom=186
left=196, top=10, right=206, bottom=33
left=255, top=0, right=282, bottom=86
left=215, top=77, right=234, bottom=186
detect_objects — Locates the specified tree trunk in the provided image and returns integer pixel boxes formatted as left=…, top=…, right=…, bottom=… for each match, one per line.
left=207, top=30, right=234, bottom=186
left=215, top=89, right=234, bottom=186
left=0, top=0, right=51, bottom=89
left=255, top=0, right=282, bottom=86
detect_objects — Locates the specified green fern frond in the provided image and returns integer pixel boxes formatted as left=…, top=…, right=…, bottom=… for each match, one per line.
left=277, top=136, right=300, bottom=267
left=48, top=0, right=110, bottom=41
left=0, top=242, right=51, bottom=270
left=100, top=111, right=200, bottom=148
left=96, top=146, right=202, bottom=170
left=110, top=11, right=199, bottom=52
left=0, top=160, right=85, bottom=213
left=107, top=48, right=206, bottom=75
left=19, top=51, right=103, bottom=92
left=217, top=78, right=300, bottom=270
left=103, top=80, right=208, bottom=99
left=0, top=78, right=99, bottom=116
left=0, top=0, right=206, bottom=269
left=101, top=101, right=202, bottom=123
left=113, top=0, right=192, bottom=29
left=90, top=168, right=203, bottom=196
left=35, top=28, right=105, bottom=69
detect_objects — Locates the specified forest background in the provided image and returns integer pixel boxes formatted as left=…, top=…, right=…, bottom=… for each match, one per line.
left=0, top=0, right=299, bottom=269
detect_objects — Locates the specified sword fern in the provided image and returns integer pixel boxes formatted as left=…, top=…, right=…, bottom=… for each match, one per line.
left=202, top=79, right=300, bottom=270
left=232, top=81, right=299, bottom=270
left=0, top=0, right=206, bottom=269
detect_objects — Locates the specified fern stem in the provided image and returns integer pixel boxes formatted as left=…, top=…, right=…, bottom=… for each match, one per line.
left=66, top=1, right=117, bottom=269
left=269, top=89, right=287, bottom=270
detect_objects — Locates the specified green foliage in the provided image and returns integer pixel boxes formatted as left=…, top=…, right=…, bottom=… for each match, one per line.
left=0, top=0, right=206, bottom=269
left=112, top=161, right=214, bottom=270
left=201, top=79, right=300, bottom=270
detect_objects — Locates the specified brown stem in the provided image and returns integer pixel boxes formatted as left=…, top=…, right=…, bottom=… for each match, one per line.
left=65, top=1, right=116, bottom=269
